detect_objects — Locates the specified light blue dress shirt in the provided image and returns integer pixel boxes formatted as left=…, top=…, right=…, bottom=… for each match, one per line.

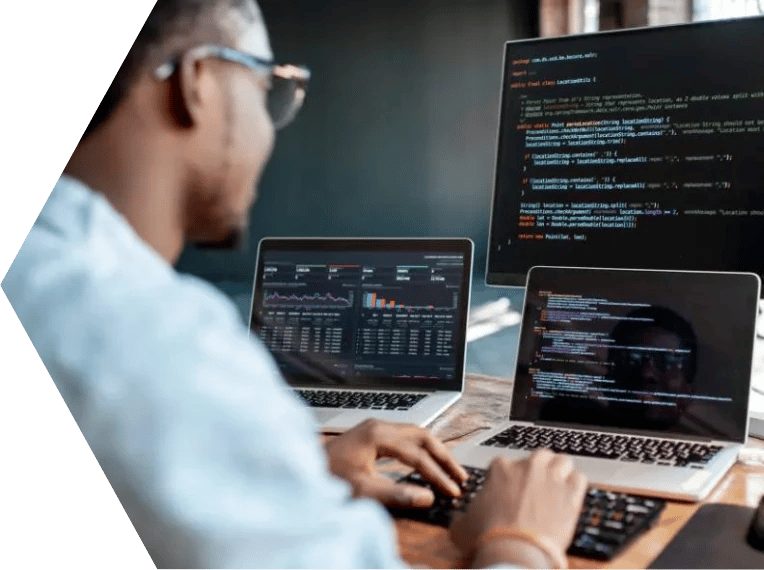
left=2, top=175, right=405, bottom=568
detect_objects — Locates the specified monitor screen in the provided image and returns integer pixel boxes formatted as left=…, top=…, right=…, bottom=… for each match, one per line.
left=511, top=267, right=760, bottom=443
left=249, top=239, right=473, bottom=391
left=486, top=16, right=764, bottom=286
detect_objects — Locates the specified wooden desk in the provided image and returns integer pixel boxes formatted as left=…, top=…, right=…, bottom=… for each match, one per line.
left=392, top=373, right=764, bottom=569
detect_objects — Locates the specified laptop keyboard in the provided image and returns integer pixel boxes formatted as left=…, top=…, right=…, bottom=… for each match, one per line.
left=388, top=466, right=665, bottom=561
left=295, top=389, right=426, bottom=410
left=480, top=425, right=723, bottom=468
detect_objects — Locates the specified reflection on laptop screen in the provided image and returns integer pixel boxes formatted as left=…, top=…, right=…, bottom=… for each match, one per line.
left=251, top=242, right=471, bottom=391
left=511, top=267, right=759, bottom=442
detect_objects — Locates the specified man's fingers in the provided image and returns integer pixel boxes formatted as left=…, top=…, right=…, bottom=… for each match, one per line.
left=355, top=476, right=435, bottom=508
left=530, top=448, right=555, bottom=465
left=550, top=454, right=574, bottom=481
left=568, top=470, right=588, bottom=501
left=421, top=432, right=469, bottom=483
left=375, top=424, right=467, bottom=487
left=362, top=422, right=465, bottom=495
left=389, top=444, right=462, bottom=497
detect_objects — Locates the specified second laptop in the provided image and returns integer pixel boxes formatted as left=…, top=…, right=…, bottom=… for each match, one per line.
left=453, top=266, right=760, bottom=501
left=249, top=237, right=473, bottom=432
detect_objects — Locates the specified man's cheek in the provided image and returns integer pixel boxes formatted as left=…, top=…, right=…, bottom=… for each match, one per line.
left=666, top=374, right=686, bottom=391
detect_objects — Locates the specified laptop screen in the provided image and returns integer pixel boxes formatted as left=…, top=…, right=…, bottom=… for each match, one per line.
left=250, top=238, right=473, bottom=392
left=511, top=267, right=760, bottom=442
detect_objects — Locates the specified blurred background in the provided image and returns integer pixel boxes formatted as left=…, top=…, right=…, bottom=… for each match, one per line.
left=175, top=0, right=763, bottom=375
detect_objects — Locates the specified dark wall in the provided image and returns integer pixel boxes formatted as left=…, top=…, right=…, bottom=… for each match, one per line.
left=176, top=0, right=537, bottom=283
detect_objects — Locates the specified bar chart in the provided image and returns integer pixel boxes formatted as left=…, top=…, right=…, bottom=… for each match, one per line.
left=361, top=290, right=457, bottom=311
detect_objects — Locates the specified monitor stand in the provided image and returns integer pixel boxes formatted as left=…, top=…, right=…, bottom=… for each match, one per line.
left=748, top=301, right=764, bottom=440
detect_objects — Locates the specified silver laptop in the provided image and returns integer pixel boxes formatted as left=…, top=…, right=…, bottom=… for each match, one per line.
left=453, top=266, right=760, bottom=501
left=249, top=237, right=473, bottom=432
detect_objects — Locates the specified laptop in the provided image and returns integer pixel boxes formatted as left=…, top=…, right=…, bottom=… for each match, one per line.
left=249, top=237, right=473, bottom=432
left=453, top=266, right=760, bottom=501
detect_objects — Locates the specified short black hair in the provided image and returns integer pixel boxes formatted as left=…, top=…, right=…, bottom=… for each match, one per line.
left=83, top=0, right=255, bottom=138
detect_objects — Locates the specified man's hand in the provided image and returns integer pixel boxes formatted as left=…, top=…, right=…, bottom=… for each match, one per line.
left=324, top=419, right=468, bottom=508
left=450, top=450, right=587, bottom=568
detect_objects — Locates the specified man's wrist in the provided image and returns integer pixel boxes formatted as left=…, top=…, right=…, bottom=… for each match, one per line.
left=471, top=537, right=555, bottom=569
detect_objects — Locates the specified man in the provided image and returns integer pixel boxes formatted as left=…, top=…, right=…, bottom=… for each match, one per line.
left=2, top=0, right=586, bottom=567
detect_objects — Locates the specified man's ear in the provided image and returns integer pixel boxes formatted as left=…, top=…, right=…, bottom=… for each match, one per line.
left=167, top=53, right=209, bottom=129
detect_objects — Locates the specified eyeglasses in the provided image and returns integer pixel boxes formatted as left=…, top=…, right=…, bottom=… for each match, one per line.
left=154, top=44, right=310, bottom=130
left=622, top=350, right=689, bottom=373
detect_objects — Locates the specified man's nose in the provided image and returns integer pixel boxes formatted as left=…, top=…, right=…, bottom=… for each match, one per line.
left=641, top=359, right=660, bottom=382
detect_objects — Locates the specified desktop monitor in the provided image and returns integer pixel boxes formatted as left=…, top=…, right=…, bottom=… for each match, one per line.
left=485, top=15, right=764, bottom=287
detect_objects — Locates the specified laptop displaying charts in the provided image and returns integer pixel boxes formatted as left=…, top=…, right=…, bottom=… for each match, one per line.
left=249, top=238, right=473, bottom=432
left=453, top=266, right=760, bottom=501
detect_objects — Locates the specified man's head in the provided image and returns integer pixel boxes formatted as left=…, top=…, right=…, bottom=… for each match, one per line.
left=609, top=306, right=698, bottom=389
left=605, top=306, right=698, bottom=426
left=73, top=0, right=307, bottom=256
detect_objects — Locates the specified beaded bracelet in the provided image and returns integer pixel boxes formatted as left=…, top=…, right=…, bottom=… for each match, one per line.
left=471, top=527, right=568, bottom=569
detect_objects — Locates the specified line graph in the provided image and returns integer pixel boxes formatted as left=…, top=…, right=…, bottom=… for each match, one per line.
left=264, top=290, right=353, bottom=309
